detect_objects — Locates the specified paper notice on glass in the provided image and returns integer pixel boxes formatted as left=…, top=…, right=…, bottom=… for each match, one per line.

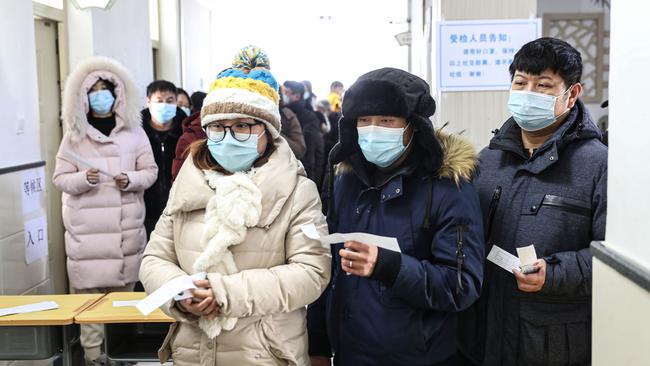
left=300, top=224, right=401, bottom=253
left=136, top=275, right=197, bottom=316
left=0, top=301, right=59, bottom=317
left=487, top=245, right=520, bottom=273
left=62, top=149, right=114, bottom=177
left=112, top=300, right=140, bottom=307
left=24, top=215, right=48, bottom=265
left=21, top=167, right=46, bottom=215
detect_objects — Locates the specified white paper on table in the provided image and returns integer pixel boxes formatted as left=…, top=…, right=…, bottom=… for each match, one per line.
left=21, top=167, right=46, bottom=215
left=62, top=149, right=115, bottom=177
left=112, top=300, right=140, bottom=307
left=516, top=245, right=538, bottom=266
left=0, top=301, right=59, bottom=317
left=487, top=245, right=521, bottom=273
left=24, top=215, right=48, bottom=265
left=136, top=275, right=197, bottom=316
left=300, top=224, right=401, bottom=253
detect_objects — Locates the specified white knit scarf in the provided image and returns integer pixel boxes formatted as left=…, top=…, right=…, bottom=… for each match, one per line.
left=193, top=169, right=262, bottom=339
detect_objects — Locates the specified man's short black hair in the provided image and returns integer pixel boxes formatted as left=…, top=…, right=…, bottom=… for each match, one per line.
left=284, top=81, right=305, bottom=96
left=330, top=81, right=344, bottom=91
left=509, top=37, right=583, bottom=87
left=146, top=80, right=178, bottom=97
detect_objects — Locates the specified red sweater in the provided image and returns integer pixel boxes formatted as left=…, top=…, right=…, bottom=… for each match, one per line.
left=171, top=112, right=206, bottom=181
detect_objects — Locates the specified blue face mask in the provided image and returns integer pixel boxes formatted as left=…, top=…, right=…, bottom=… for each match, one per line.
left=207, top=132, right=261, bottom=173
left=357, top=124, right=411, bottom=168
left=88, top=90, right=114, bottom=115
left=180, top=106, right=191, bottom=117
left=507, top=88, right=571, bottom=132
left=150, top=102, right=177, bottom=124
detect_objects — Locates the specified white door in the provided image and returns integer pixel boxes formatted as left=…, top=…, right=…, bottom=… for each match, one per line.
left=34, top=17, right=66, bottom=294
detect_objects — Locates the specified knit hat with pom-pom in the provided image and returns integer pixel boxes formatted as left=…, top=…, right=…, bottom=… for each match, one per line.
left=201, top=46, right=281, bottom=139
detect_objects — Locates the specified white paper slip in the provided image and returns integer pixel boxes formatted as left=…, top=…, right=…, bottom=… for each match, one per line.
left=300, top=224, right=401, bottom=253
left=173, top=272, right=207, bottom=301
left=516, top=245, right=537, bottom=267
left=0, top=301, right=59, bottom=317
left=112, top=300, right=140, bottom=308
left=136, top=275, right=197, bottom=316
left=62, top=149, right=115, bottom=177
left=487, top=245, right=520, bottom=273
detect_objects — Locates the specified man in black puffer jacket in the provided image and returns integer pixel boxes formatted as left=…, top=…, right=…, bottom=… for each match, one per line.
left=457, top=37, right=607, bottom=366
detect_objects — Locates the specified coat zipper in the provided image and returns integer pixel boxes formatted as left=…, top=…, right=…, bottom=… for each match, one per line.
left=455, top=224, right=466, bottom=295
left=485, top=186, right=502, bottom=242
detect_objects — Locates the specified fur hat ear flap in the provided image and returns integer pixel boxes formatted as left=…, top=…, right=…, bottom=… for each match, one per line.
left=415, top=93, right=436, bottom=117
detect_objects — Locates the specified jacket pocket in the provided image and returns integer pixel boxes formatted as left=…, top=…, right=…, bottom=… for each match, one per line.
left=540, top=195, right=591, bottom=217
left=157, top=322, right=179, bottom=363
left=518, top=301, right=591, bottom=366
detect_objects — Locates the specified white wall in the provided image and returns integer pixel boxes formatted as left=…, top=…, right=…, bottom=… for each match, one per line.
left=592, top=2, right=650, bottom=364
left=592, top=259, right=650, bottom=365
left=66, top=0, right=153, bottom=102
left=605, top=1, right=650, bottom=268
left=0, top=0, right=51, bottom=297
left=158, top=0, right=181, bottom=86
left=209, top=0, right=408, bottom=101
left=180, top=0, right=212, bottom=94
left=0, top=0, right=42, bottom=169
left=91, top=0, right=153, bottom=99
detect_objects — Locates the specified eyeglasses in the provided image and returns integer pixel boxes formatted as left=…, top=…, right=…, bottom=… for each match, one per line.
left=205, top=121, right=264, bottom=142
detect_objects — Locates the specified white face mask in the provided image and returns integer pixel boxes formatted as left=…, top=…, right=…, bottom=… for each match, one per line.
left=357, top=124, right=411, bottom=167
left=507, top=87, right=572, bottom=131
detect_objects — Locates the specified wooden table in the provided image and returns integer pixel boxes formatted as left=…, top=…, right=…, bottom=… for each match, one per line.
left=0, top=294, right=104, bottom=366
left=74, top=291, right=173, bottom=324
left=75, top=292, right=174, bottom=362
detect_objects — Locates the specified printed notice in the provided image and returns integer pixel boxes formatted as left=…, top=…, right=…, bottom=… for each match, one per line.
left=24, top=215, right=48, bottom=265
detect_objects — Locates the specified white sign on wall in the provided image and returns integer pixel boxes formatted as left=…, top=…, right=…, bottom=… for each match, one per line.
left=21, top=166, right=46, bottom=215
left=24, top=215, right=48, bottom=265
left=438, top=18, right=542, bottom=91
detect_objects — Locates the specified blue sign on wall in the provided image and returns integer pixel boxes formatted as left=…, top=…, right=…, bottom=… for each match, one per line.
left=438, top=18, right=541, bottom=91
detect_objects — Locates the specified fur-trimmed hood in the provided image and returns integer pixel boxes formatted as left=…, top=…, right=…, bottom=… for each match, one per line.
left=62, top=56, right=142, bottom=142
left=336, top=128, right=478, bottom=185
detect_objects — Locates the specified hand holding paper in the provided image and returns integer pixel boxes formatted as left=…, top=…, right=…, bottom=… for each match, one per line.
left=136, top=275, right=197, bottom=316
left=487, top=244, right=546, bottom=293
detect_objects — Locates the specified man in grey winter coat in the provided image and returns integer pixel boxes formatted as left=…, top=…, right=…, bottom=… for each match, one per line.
left=457, top=37, right=607, bottom=366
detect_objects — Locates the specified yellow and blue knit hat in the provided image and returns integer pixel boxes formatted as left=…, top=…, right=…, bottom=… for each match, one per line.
left=201, top=46, right=281, bottom=139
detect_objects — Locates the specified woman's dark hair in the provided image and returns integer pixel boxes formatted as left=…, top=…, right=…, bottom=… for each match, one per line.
left=177, top=88, right=191, bottom=106
left=190, top=91, right=207, bottom=113
left=89, top=78, right=116, bottom=97
left=188, top=128, right=277, bottom=173
left=509, top=37, right=583, bottom=87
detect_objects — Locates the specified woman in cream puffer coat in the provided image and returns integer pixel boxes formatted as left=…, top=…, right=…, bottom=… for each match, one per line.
left=139, top=47, right=331, bottom=366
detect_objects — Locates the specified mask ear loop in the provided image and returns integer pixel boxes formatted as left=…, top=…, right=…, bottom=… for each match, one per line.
left=553, top=85, right=574, bottom=121
left=402, top=123, right=415, bottom=149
